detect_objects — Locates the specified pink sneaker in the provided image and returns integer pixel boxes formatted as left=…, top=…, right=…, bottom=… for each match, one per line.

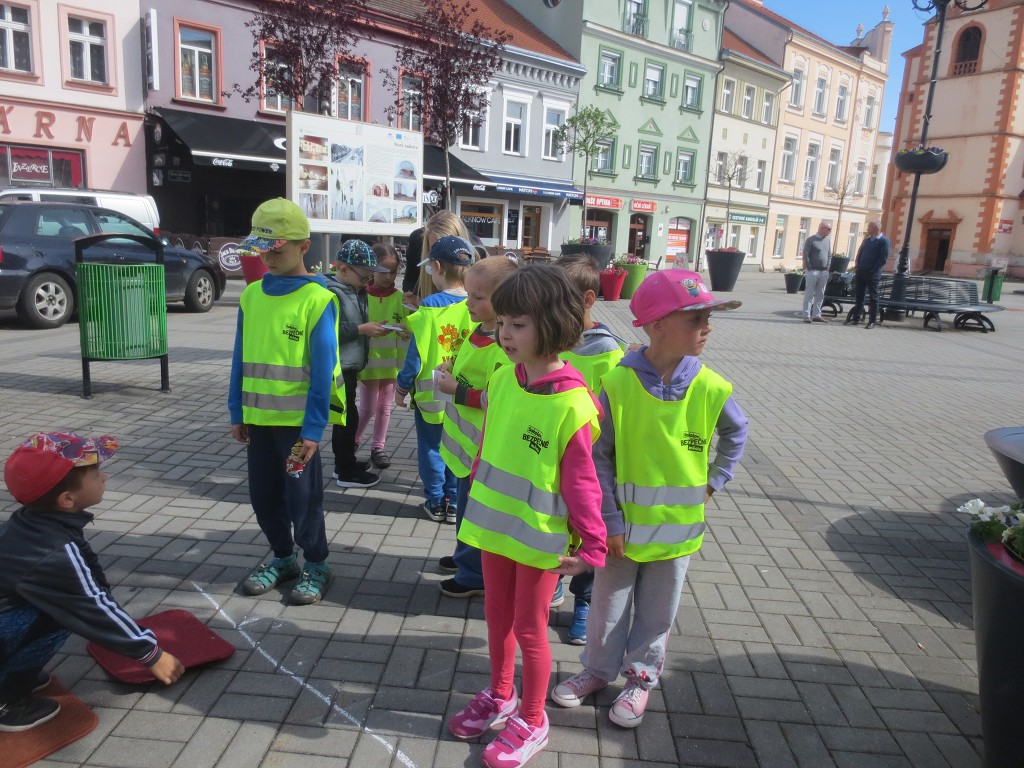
left=609, top=680, right=649, bottom=728
left=550, top=669, right=607, bottom=708
left=447, top=686, right=518, bottom=740
left=482, top=711, right=549, bottom=768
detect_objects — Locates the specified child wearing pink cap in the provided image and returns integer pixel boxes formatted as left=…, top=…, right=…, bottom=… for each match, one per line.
left=550, top=269, right=749, bottom=729
left=0, top=433, right=184, bottom=733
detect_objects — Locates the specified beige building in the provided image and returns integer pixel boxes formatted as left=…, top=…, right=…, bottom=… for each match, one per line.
left=703, top=29, right=789, bottom=271
left=726, top=1, right=893, bottom=270
left=884, top=0, right=1024, bottom=278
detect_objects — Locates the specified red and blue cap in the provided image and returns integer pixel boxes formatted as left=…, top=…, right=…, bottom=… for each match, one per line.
left=4, top=432, right=118, bottom=505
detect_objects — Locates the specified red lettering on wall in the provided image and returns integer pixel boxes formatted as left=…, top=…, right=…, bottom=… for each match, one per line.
left=76, top=116, right=95, bottom=143
left=34, top=111, right=56, bottom=139
left=0, top=105, right=12, bottom=135
left=112, top=121, right=132, bottom=147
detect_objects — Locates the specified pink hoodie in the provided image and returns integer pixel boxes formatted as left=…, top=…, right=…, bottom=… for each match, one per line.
left=471, top=361, right=607, bottom=570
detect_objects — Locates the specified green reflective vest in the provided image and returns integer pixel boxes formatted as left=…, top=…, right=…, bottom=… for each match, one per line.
left=404, top=300, right=472, bottom=424
left=240, top=281, right=346, bottom=427
left=602, top=364, right=732, bottom=562
left=459, top=366, right=600, bottom=569
left=561, top=347, right=625, bottom=395
left=360, top=290, right=407, bottom=382
left=439, top=332, right=510, bottom=477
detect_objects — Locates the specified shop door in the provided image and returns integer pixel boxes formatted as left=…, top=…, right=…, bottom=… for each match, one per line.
left=628, top=214, right=649, bottom=259
left=585, top=211, right=613, bottom=243
left=923, top=228, right=952, bottom=273
left=521, top=205, right=542, bottom=249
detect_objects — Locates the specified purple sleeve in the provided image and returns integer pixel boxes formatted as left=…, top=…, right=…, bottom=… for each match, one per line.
left=561, top=421, right=607, bottom=569
left=707, top=395, right=749, bottom=492
left=592, top=390, right=625, bottom=538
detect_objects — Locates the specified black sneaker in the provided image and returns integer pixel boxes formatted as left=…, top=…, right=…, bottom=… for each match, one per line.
left=438, top=555, right=457, bottom=573
left=370, top=449, right=391, bottom=469
left=335, top=468, right=380, bottom=488
left=439, top=578, right=485, bottom=598
left=444, top=497, right=456, bottom=525
left=0, top=696, right=60, bottom=732
left=32, top=671, right=51, bottom=694
left=423, top=500, right=446, bottom=522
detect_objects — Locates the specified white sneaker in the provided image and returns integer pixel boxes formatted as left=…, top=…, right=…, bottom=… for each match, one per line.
left=550, top=669, right=607, bottom=708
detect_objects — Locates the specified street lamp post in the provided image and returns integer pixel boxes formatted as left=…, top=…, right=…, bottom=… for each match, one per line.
left=896, top=0, right=988, bottom=276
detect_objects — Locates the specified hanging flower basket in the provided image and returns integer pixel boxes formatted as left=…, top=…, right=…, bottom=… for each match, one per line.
left=894, top=146, right=949, bottom=175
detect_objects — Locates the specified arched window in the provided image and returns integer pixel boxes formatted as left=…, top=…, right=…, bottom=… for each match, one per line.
left=953, top=27, right=982, bottom=76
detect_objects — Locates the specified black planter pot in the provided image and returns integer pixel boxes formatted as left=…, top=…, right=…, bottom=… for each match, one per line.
left=784, top=272, right=803, bottom=294
left=829, top=255, right=850, bottom=273
left=894, top=150, right=949, bottom=175
left=984, top=427, right=1024, bottom=499
left=558, top=243, right=614, bottom=270
left=969, top=532, right=1024, bottom=768
left=705, top=250, right=745, bottom=292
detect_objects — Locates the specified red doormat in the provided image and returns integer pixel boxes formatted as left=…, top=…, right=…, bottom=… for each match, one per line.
left=86, top=609, right=235, bottom=684
left=0, top=676, right=98, bottom=768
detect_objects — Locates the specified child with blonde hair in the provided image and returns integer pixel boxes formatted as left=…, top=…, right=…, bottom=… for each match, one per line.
left=448, top=264, right=606, bottom=768
left=435, top=256, right=518, bottom=595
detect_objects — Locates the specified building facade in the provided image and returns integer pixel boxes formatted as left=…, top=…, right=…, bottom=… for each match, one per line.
left=703, top=29, right=789, bottom=270
left=0, top=1, right=146, bottom=192
left=883, top=0, right=1024, bottom=278
left=727, top=0, right=892, bottom=270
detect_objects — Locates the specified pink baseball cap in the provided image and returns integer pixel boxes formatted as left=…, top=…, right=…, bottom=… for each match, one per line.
left=4, top=432, right=118, bottom=505
left=629, top=269, right=741, bottom=327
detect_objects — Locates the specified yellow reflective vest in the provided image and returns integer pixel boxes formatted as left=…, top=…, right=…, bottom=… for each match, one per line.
left=602, top=364, right=731, bottom=562
left=240, top=281, right=346, bottom=427
left=459, top=366, right=600, bottom=569
left=561, top=347, right=625, bottom=395
left=404, top=300, right=472, bottom=424
left=439, top=332, right=510, bottom=477
left=360, top=289, right=407, bottom=382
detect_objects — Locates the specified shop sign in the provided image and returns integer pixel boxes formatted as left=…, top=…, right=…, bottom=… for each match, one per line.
left=218, top=242, right=242, bottom=271
left=729, top=213, right=767, bottom=225
left=631, top=199, right=657, bottom=213
left=472, top=184, right=487, bottom=191
left=10, top=146, right=49, bottom=183
left=996, top=219, right=1013, bottom=234
left=775, top=216, right=786, bottom=229
left=167, top=170, right=191, bottom=183
left=585, top=194, right=622, bottom=210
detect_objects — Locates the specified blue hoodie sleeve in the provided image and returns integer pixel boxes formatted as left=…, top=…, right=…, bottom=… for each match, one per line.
left=228, top=307, right=245, bottom=425
left=396, top=335, right=421, bottom=393
left=302, top=299, right=339, bottom=441
left=707, top=396, right=749, bottom=492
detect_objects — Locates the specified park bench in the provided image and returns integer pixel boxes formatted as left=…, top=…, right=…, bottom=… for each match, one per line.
left=821, top=272, right=856, bottom=317
left=827, top=274, right=1004, bottom=332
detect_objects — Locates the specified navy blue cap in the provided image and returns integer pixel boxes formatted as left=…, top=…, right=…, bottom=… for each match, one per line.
left=420, top=235, right=476, bottom=267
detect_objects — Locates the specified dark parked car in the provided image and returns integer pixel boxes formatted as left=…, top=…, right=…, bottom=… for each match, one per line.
left=0, top=201, right=226, bottom=329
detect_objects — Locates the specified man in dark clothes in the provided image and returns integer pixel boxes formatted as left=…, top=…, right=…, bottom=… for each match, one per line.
left=848, top=220, right=890, bottom=329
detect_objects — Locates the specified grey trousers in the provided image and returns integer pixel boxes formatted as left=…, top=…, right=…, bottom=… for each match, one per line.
left=580, top=554, right=690, bottom=690
left=802, top=269, right=829, bottom=318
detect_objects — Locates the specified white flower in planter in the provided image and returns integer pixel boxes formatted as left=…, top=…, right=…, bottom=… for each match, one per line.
left=958, top=498, right=986, bottom=515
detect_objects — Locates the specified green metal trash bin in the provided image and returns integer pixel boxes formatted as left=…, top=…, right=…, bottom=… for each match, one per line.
left=982, top=270, right=1004, bottom=302
left=75, top=233, right=170, bottom=398
left=78, top=263, right=167, bottom=359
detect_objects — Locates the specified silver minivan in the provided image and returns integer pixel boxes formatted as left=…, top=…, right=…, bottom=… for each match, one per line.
left=0, top=188, right=161, bottom=234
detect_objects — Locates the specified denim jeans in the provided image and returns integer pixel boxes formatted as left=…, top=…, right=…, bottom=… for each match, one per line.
left=452, top=475, right=484, bottom=589
left=0, top=604, right=69, bottom=699
left=414, top=408, right=457, bottom=506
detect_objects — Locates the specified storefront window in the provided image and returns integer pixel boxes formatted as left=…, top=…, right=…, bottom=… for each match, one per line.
left=0, top=144, right=86, bottom=187
left=460, top=202, right=504, bottom=246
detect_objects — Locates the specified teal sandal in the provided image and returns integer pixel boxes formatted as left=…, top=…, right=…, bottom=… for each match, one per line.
left=242, top=554, right=300, bottom=596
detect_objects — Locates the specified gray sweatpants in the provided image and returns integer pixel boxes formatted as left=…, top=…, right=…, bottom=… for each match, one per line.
left=579, top=554, right=690, bottom=690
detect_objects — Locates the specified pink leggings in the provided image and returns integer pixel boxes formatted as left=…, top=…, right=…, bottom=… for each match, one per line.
left=355, top=379, right=396, bottom=451
left=482, top=551, right=559, bottom=726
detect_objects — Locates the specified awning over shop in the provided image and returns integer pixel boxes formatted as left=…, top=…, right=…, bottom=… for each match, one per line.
left=153, top=107, right=286, bottom=173
left=487, top=173, right=583, bottom=201
left=423, top=145, right=493, bottom=187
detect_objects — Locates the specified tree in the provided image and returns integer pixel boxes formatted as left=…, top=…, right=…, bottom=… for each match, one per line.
left=382, top=0, right=511, bottom=209
left=553, top=105, right=617, bottom=239
left=229, top=0, right=368, bottom=110
left=824, top=171, right=863, bottom=255
left=711, top=150, right=750, bottom=248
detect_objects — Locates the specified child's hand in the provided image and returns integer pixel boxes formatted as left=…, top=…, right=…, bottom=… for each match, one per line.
left=150, top=651, right=185, bottom=684
left=402, top=291, right=419, bottom=308
left=359, top=322, right=388, bottom=338
left=705, top=486, right=714, bottom=504
left=435, top=370, right=457, bottom=395
left=437, top=360, right=453, bottom=373
left=231, top=424, right=248, bottom=444
left=549, top=555, right=589, bottom=576
left=394, top=390, right=409, bottom=409
left=607, top=534, right=625, bottom=559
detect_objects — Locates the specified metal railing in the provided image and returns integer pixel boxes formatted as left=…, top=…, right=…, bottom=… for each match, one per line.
left=624, top=13, right=648, bottom=37
left=671, top=29, right=691, bottom=50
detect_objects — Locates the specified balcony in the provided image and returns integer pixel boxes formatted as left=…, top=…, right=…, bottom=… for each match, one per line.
left=953, top=59, right=978, bottom=76
left=801, top=180, right=816, bottom=200
left=623, top=13, right=648, bottom=37
left=671, top=29, right=691, bottom=51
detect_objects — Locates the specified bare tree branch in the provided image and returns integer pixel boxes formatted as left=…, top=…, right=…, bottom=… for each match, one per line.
left=553, top=105, right=617, bottom=238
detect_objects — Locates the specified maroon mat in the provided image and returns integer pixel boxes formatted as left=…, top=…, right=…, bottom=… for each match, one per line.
left=86, top=609, right=234, bottom=683
left=0, top=677, right=98, bottom=768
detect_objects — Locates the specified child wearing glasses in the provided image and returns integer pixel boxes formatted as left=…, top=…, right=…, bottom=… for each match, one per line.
left=328, top=239, right=390, bottom=489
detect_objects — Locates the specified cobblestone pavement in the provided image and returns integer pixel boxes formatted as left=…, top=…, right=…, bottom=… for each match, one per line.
left=2, top=270, right=1022, bottom=768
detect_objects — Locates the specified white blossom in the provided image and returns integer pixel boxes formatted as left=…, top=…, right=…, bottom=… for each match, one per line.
left=958, top=499, right=986, bottom=516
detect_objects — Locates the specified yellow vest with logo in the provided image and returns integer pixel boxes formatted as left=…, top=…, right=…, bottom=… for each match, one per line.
left=240, top=281, right=346, bottom=427
left=360, top=290, right=407, bottom=382
left=404, top=300, right=472, bottom=424
left=602, top=364, right=731, bottom=562
left=439, top=333, right=510, bottom=477
left=561, top=347, right=625, bottom=395
left=459, top=366, right=600, bottom=569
